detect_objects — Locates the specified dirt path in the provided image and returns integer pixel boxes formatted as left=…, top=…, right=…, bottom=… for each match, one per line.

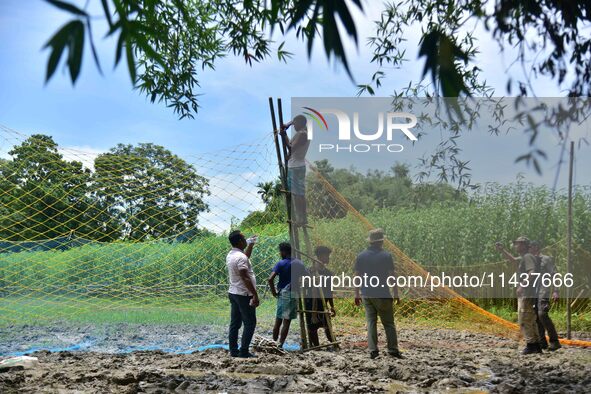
left=1, top=329, right=590, bottom=393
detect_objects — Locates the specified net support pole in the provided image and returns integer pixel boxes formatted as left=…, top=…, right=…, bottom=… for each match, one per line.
left=278, top=99, right=337, bottom=349
left=567, top=140, right=574, bottom=339
left=268, top=98, right=286, bottom=182
left=270, top=97, right=308, bottom=349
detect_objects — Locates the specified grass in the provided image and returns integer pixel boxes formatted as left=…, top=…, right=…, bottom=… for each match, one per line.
left=0, top=182, right=589, bottom=337
left=486, top=304, right=591, bottom=334
left=0, top=295, right=279, bottom=327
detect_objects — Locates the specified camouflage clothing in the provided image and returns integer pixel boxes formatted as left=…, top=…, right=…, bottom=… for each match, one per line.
left=517, top=253, right=540, bottom=344
left=517, top=253, right=538, bottom=299
left=518, top=297, right=540, bottom=344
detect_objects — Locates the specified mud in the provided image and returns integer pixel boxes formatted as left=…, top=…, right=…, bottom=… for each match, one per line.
left=1, top=328, right=590, bottom=393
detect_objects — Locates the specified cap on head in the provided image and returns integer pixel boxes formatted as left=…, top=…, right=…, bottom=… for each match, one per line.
left=368, top=228, right=385, bottom=243
left=530, top=240, right=541, bottom=248
left=513, top=236, right=530, bottom=246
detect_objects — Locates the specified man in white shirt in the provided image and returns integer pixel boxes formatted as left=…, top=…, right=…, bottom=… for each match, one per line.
left=280, top=115, right=310, bottom=225
left=226, top=229, right=259, bottom=358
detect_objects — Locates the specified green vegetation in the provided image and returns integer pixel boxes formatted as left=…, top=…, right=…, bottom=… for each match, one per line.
left=309, top=160, right=464, bottom=216
left=45, top=1, right=591, bottom=113
left=0, top=223, right=288, bottom=296
left=368, top=182, right=591, bottom=267
left=0, top=135, right=209, bottom=242
left=312, top=179, right=591, bottom=267
left=0, top=295, right=278, bottom=327
left=1, top=152, right=589, bottom=332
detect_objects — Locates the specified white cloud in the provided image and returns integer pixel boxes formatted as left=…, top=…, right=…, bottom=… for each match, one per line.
left=58, top=146, right=105, bottom=171
left=198, top=172, right=269, bottom=234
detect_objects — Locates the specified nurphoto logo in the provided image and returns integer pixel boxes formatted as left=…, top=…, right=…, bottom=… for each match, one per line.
left=300, top=106, right=418, bottom=153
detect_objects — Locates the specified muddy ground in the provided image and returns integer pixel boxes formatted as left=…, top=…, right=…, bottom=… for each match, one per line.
left=1, top=328, right=590, bottom=393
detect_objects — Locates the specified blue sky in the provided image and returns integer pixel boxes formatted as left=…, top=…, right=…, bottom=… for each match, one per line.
left=0, top=0, right=589, bottom=190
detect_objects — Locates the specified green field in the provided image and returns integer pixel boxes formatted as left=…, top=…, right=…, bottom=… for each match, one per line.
left=1, top=182, right=589, bottom=333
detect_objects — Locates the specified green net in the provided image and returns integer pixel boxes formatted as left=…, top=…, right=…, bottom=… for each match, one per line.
left=0, top=124, right=589, bottom=349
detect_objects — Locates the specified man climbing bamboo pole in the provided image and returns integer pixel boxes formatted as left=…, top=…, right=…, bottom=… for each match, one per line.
left=279, top=115, right=310, bottom=225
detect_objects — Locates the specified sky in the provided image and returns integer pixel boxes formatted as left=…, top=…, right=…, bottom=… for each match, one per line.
left=0, top=1, right=589, bottom=231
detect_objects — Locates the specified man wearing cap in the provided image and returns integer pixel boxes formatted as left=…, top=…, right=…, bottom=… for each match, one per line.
left=496, top=236, right=542, bottom=354
left=354, top=229, right=402, bottom=359
left=530, top=240, right=561, bottom=351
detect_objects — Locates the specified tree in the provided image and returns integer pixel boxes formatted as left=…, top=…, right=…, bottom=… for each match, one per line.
left=45, top=1, right=591, bottom=106
left=308, top=159, right=465, bottom=216
left=91, top=143, right=209, bottom=240
left=256, top=180, right=282, bottom=205
left=0, top=135, right=93, bottom=241
left=42, top=1, right=590, bottom=185
left=392, top=163, right=410, bottom=181
left=241, top=178, right=285, bottom=229
left=43, top=0, right=362, bottom=119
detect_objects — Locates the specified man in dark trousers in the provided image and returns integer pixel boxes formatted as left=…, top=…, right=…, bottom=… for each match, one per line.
left=496, top=236, right=542, bottom=354
left=354, top=229, right=403, bottom=359
left=226, top=230, right=259, bottom=358
left=268, top=242, right=297, bottom=348
left=530, top=240, right=561, bottom=351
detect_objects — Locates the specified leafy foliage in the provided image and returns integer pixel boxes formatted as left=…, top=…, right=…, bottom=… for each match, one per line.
left=92, top=143, right=210, bottom=241
left=0, top=135, right=93, bottom=241
left=360, top=0, right=591, bottom=98
left=43, top=0, right=363, bottom=119
left=0, top=136, right=210, bottom=241
left=312, top=180, right=591, bottom=274
left=309, top=159, right=465, bottom=217
left=241, top=179, right=285, bottom=229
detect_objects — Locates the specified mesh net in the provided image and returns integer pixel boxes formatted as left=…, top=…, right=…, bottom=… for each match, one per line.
left=0, top=124, right=589, bottom=348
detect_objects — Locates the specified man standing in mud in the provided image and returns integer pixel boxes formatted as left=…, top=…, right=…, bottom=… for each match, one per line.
left=226, top=230, right=259, bottom=358
left=354, top=229, right=403, bottom=359
left=280, top=115, right=310, bottom=225
left=305, top=245, right=337, bottom=348
left=496, top=236, right=542, bottom=354
left=530, top=240, right=561, bottom=351
left=267, top=242, right=297, bottom=348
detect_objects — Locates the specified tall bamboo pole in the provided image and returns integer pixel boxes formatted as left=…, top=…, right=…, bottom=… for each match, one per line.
left=270, top=97, right=308, bottom=349
left=566, top=140, right=574, bottom=339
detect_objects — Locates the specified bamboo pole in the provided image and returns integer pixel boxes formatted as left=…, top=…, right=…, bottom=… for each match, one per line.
left=567, top=141, right=574, bottom=339
left=293, top=241, right=338, bottom=349
left=269, top=97, right=308, bottom=349
left=301, top=341, right=340, bottom=353
left=268, top=98, right=285, bottom=182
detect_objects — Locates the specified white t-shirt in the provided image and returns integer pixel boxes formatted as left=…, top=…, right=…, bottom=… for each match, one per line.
left=288, top=130, right=310, bottom=168
left=226, top=247, right=257, bottom=296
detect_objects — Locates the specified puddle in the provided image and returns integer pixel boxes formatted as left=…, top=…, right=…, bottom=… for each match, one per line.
left=389, top=380, right=416, bottom=393
left=164, top=368, right=263, bottom=380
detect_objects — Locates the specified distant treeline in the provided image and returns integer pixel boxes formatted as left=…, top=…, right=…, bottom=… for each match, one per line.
left=0, top=135, right=210, bottom=242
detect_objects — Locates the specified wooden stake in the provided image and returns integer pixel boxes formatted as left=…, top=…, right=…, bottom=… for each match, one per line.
left=301, top=341, right=340, bottom=352
left=567, top=140, right=574, bottom=340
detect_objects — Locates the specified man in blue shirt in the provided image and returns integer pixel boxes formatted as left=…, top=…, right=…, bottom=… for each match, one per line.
left=354, top=229, right=402, bottom=359
left=267, top=242, right=298, bottom=348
